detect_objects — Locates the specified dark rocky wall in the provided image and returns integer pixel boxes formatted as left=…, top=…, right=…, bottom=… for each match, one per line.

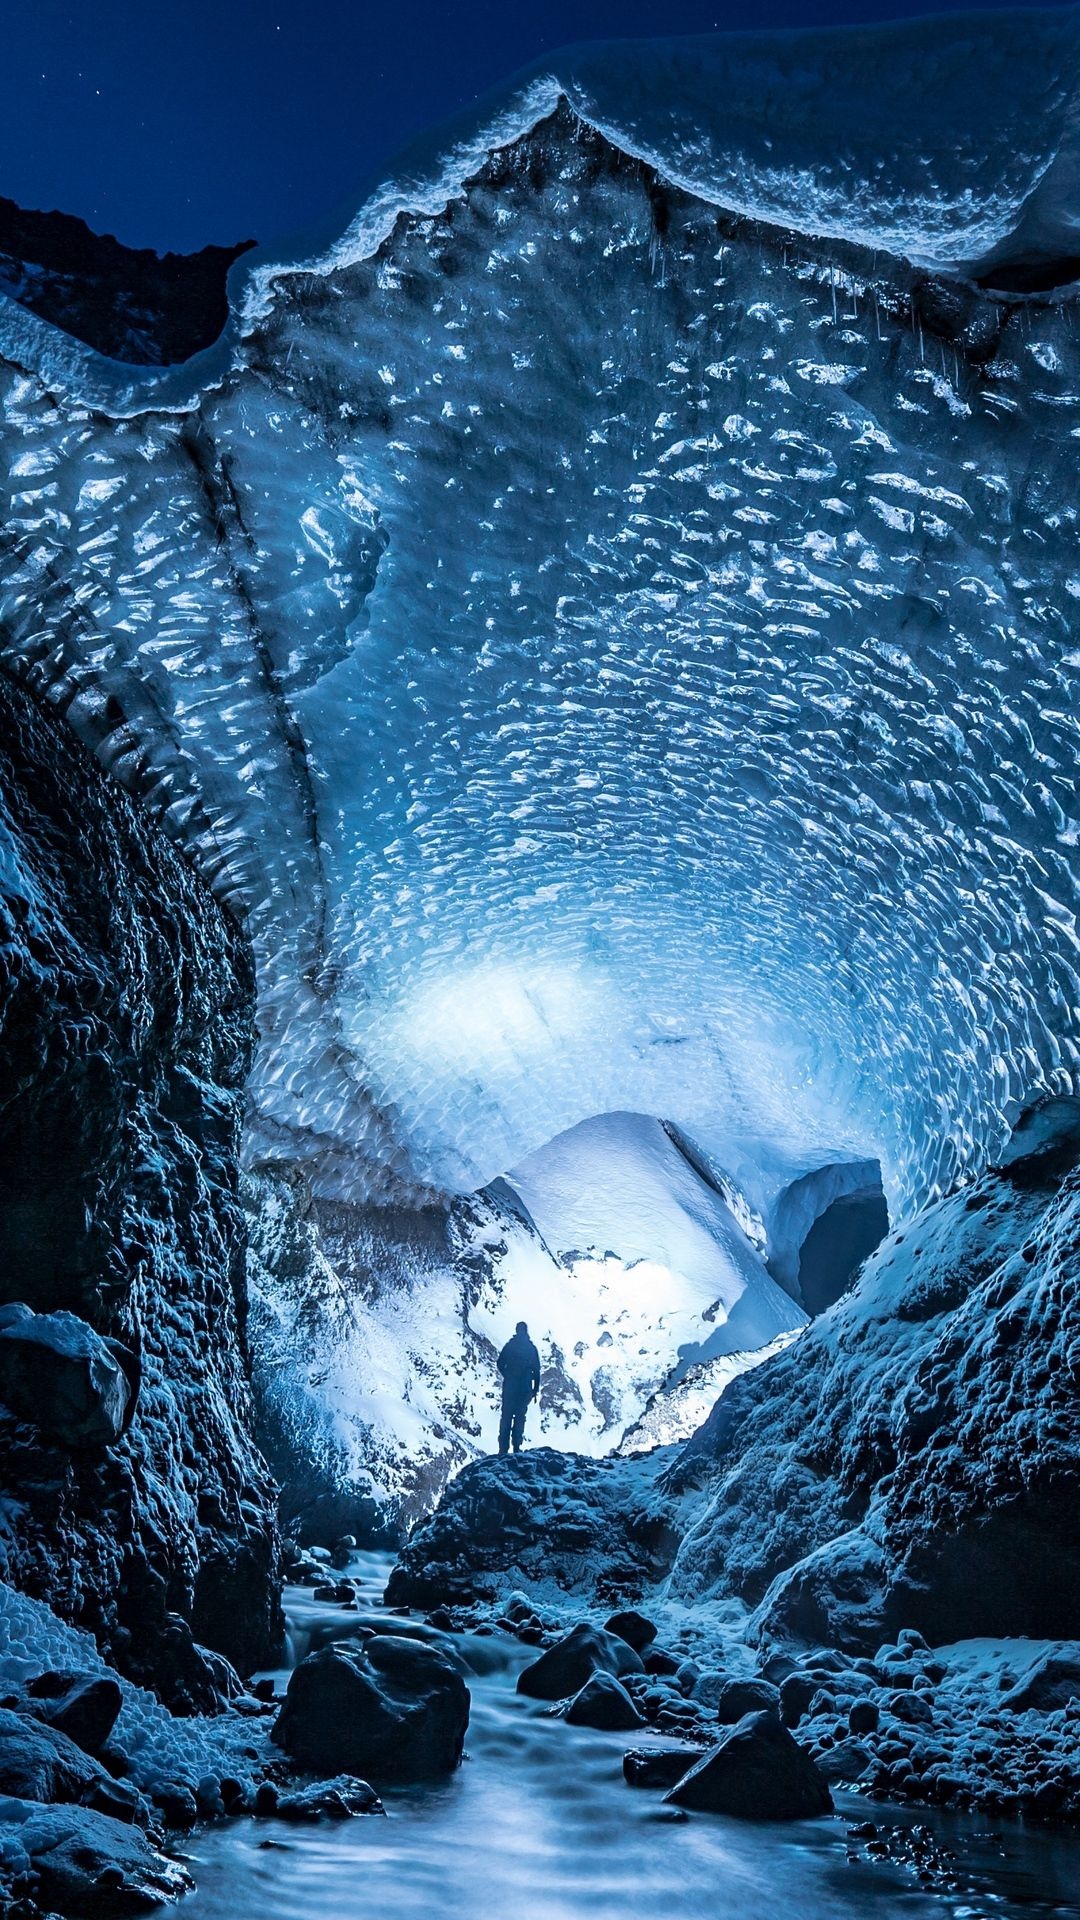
left=667, top=1098, right=1080, bottom=1650
left=0, top=668, right=282, bottom=1709
left=0, top=196, right=253, bottom=365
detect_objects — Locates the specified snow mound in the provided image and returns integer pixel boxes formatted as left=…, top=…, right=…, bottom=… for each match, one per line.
left=0, top=1583, right=265, bottom=1801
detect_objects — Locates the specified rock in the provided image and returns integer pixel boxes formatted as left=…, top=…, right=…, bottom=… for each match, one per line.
left=674, top=1659, right=701, bottom=1696
left=714, top=1678, right=781, bottom=1724
left=275, top=1775, right=384, bottom=1820
left=643, top=1646, right=682, bottom=1677
left=623, top=1747, right=699, bottom=1790
left=272, top=1637, right=470, bottom=1782
left=815, top=1735, right=873, bottom=1784
left=26, top=1672, right=123, bottom=1757
left=311, top=1581, right=355, bottom=1604
left=1002, top=1649, right=1080, bottom=1713
left=563, top=1674, right=645, bottom=1732
left=0, top=1305, right=129, bottom=1449
left=690, top=1670, right=732, bottom=1708
left=154, top=1785, right=198, bottom=1829
left=760, top=1652, right=799, bottom=1684
left=13, top=1800, right=192, bottom=1915
left=0, top=1709, right=144, bottom=1824
left=517, top=1624, right=644, bottom=1700
left=603, top=1609, right=658, bottom=1653
left=384, top=1450, right=681, bottom=1609
left=848, top=1698, right=880, bottom=1734
left=888, top=1688, right=933, bottom=1725
left=665, top=1711, right=833, bottom=1820
left=779, top=1672, right=820, bottom=1727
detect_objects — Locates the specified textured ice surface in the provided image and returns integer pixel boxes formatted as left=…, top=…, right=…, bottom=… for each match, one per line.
left=1, top=12, right=1079, bottom=1218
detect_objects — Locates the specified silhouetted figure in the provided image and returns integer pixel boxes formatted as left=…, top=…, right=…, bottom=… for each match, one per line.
left=497, top=1321, right=541, bottom=1456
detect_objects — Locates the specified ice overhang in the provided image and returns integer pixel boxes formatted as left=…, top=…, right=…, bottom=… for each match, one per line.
left=0, top=12, right=1078, bottom=1219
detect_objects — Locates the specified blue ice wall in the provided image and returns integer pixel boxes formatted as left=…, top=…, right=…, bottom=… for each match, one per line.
left=1, top=13, right=1078, bottom=1216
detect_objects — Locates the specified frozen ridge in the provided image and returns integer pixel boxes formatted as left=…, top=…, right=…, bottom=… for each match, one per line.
left=0, top=11, right=1079, bottom=1222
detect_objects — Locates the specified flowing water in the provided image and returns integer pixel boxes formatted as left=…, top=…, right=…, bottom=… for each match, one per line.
left=182, top=1555, right=1080, bottom=1920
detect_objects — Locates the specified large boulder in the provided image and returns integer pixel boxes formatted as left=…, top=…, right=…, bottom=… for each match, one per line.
left=714, top=1677, right=782, bottom=1724
left=666, top=1710, right=833, bottom=1819
left=0, top=1305, right=129, bottom=1448
left=9, top=1800, right=192, bottom=1915
left=272, top=1637, right=469, bottom=1782
left=26, top=1671, right=123, bottom=1757
left=0, top=1708, right=144, bottom=1824
left=384, top=1449, right=681, bottom=1609
left=517, top=1623, right=644, bottom=1700
left=563, top=1673, right=645, bottom=1731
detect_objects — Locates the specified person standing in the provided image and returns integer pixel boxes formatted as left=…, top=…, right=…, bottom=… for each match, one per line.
left=496, top=1320, right=541, bottom=1456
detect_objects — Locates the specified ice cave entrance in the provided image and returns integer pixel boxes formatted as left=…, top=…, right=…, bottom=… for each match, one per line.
left=479, top=1110, right=889, bottom=1455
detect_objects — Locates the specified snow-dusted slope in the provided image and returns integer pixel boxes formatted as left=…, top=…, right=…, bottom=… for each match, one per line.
left=245, top=1114, right=804, bottom=1529
left=505, top=1113, right=804, bottom=1361
left=666, top=1096, right=1080, bottom=1648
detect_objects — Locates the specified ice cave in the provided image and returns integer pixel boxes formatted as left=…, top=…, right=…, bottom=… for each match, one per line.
left=1, top=6, right=1080, bottom=1918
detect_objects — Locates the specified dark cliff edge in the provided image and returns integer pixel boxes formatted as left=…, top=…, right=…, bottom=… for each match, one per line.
left=0, top=196, right=254, bottom=365
left=0, top=667, right=282, bottom=1711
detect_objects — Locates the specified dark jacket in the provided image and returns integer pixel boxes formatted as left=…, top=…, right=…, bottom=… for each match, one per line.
left=497, top=1331, right=541, bottom=1403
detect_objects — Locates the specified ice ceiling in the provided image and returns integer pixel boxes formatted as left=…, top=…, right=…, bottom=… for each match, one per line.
left=1, top=10, right=1079, bottom=1217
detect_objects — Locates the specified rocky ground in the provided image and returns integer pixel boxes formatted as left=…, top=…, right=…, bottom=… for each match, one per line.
left=388, top=1098, right=1080, bottom=1828
left=0, top=668, right=282, bottom=1705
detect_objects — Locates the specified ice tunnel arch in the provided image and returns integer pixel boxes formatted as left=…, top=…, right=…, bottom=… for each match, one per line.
left=1, top=17, right=1079, bottom=1228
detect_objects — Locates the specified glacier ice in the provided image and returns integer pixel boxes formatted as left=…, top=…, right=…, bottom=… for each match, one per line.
left=1, top=11, right=1079, bottom=1226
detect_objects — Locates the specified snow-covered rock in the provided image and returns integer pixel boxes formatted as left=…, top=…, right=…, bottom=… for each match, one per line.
left=0, top=1799, right=192, bottom=1915
left=384, top=1447, right=688, bottom=1611
left=667, top=1096, right=1080, bottom=1651
left=272, top=1637, right=470, bottom=1783
left=0, top=1304, right=130, bottom=1449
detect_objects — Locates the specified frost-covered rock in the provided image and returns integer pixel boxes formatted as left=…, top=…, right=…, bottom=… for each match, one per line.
left=0, top=1798, right=192, bottom=1914
left=667, top=1097, right=1080, bottom=1650
left=0, top=671, right=281, bottom=1704
left=272, top=1637, right=470, bottom=1783
left=517, top=1624, right=645, bottom=1702
left=384, top=1448, right=688, bottom=1611
left=563, top=1673, right=645, bottom=1731
left=666, top=1711, right=833, bottom=1819
left=0, top=1304, right=130, bottom=1449
left=0, top=1707, right=144, bottom=1824
left=25, top=1671, right=123, bottom=1758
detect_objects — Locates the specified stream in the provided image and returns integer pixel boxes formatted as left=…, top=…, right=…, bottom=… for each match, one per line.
left=181, top=1554, right=1080, bottom=1920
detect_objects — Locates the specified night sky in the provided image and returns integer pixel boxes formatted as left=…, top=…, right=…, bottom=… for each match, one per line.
left=4, top=0, right=1071, bottom=255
